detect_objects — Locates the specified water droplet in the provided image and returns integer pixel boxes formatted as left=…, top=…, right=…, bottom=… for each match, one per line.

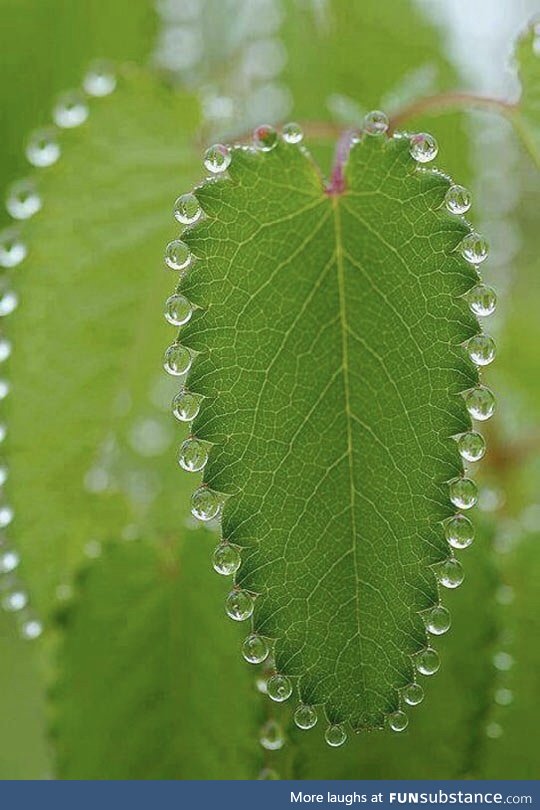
left=486, top=722, right=503, bottom=739
left=445, top=184, right=471, bottom=214
left=164, top=293, right=193, bottom=326
left=2, top=590, right=28, bottom=612
left=294, top=704, right=318, bottom=730
left=0, top=462, right=8, bottom=486
left=178, top=438, right=208, bottom=472
left=457, top=431, right=486, bottom=463
left=191, top=486, right=222, bottom=521
left=258, top=768, right=279, bottom=780
left=212, top=542, right=241, bottom=576
left=493, top=651, right=514, bottom=671
left=172, top=389, right=201, bottom=422
left=495, top=688, right=514, bottom=706
left=83, top=60, right=117, bottom=97
left=0, top=503, right=14, bottom=528
left=0, top=380, right=10, bottom=400
left=282, top=122, right=303, bottom=143
left=163, top=343, right=192, bottom=376
left=409, top=133, right=438, bottom=163
left=415, top=647, right=440, bottom=676
left=0, top=423, right=7, bottom=443
left=465, top=386, right=495, bottom=422
left=204, top=143, right=231, bottom=173
left=425, top=605, right=451, bottom=635
left=437, top=558, right=464, bottom=589
left=325, top=724, right=347, bottom=747
left=363, top=110, right=389, bottom=135
left=0, top=231, right=27, bottom=268
left=225, top=589, right=254, bottom=622
left=53, top=91, right=88, bottom=128
left=242, top=633, right=269, bottom=664
left=253, top=124, right=278, bottom=151
left=256, top=674, right=269, bottom=694
left=444, top=514, right=474, bottom=549
left=0, top=290, right=18, bottom=317
left=467, top=334, right=496, bottom=366
left=0, top=549, right=20, bottom=574
left=173, top=192, right=202, bottom=225
left=402, top=683, right=424, bottom=706
left=267, top=673, right=292, bottom=702
left=449, top=477, right=478, bottom=510
left=0, top=338, right=12, bottom=363
left=461, top=232, right=489, bottom=264
left=466, top=284, right=497, bottom=317
left=260, top=718, right=285, bottom=750
left=26, top=128, right=61, bottom=168
left=6, top=179, right=42, bottom=220
left=388, top=710, right=408, bottom=732
left=20, top=617, right=43, bottom=640
left=165, top=239, right=191, bottom=271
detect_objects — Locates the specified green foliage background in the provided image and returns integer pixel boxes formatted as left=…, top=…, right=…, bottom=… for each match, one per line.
left=0, top=0, right=537, bottom=781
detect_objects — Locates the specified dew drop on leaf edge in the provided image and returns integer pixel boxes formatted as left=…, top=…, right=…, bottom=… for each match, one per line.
left=402, top=683, right=424, bottom=706
left=267, top=673, right=293, bottom=703
left=242, top=634, right=269, bottom=664
left=409, top=132, right=438, bottom=163
left=325, top=724, right=347, bottom=747
left=445, top=514, right=475, bottom=549
left=388, top=710, right=408, bottom=732
left=457, top=431, right=486, bottom=462
left=425, top=605, right=451, bottom=635
left=212, top=542, right=241, bottom=576
left=225, top=589, right=254, bottom=621
left=294, top=704, right=318, bottom=730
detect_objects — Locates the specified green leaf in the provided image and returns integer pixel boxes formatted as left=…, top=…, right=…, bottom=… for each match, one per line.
left=0, top=0, right=156, bottom=206
left=5, top=67, right=200, bottom=616
left=513, top=21, right=540, bottom=169
left=53, top=533, right=263, bottom=780
left=178, top=133, right=483, bottom=730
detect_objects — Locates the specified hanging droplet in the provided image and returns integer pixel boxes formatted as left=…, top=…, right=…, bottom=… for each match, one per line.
left=0, top=503, right=14, bottom=528
left=26, top=128, right=61, bottom=168
left=163, top=343, right=192, bottom=376
left=225, top=589, right=254, bottom=621
left=242, top=633, right=269, bottom=664
left=466, top=284, right=497, bottom=317
left=259, top=718, right=285, bottom=751
left=0, top=462, right=8, bottom=486
left=20, top=617, right=43, bottom=640
left=53, top=91, right=89, bottom=129
left=444, top=184, right=471, bottom=214
left=444, top=514, right=474, bottom=549
left=164, top=293, right=193, bottom=326
left=449, top=477, right=478, bottom=510
left=178, top=437, right=208, bottom=472
left=0, top=290, right=18, bottom=317
left=191, top=486, right=222, bottom=521
left=461, top=232, right=489, bottom=264
left=437, top=558, right=464, bottom=589
left=204, top=143, right=231, bottom=173
left=388, top=710, right=408, bottom=732
left=457, top=431, right=486, bottom=463
left=258, top=768, right=280, bottom=780
left=2, top=590, right=28, bottom=612
left=0, top=380, right=10, bottom=400
left=0, top=231, right=27, bottom=268
left=464, top=386, right=496, bottom=422
left=282, top=122, right=304, bottom=143
left=267, top=673, right=293, bottom=703
left=253, top=124, right=278, bottom=151
left=409, top=133, right=438, bottom=163
left=212, top=542, right=241, bottom=576
left=6, top=179, right=42, bottom=220
left=425, top=605, right=451, bottom=635
left=165, top=239, right=191, bottom=271
left=363, top=110, right=389, bottom=135
left=495, top=688, right=514, bottom=706
left=325, top=724, right=347, bottom=747
left=0, top=548, right=20, bottom=574
left=467, top=334, right=496, bottom=366
left=83, top=60, right=117, bottom=97
left=173, top=192, right=202, bottom=225
left=402, top=683, right=424, bottom=706
left=0, top=338, right=12, bottom=363
left=172, top=389, right=201, bottom=422
left=415, top=647, right=440, bottom=676
left=294, top=704, right=318, bottom=730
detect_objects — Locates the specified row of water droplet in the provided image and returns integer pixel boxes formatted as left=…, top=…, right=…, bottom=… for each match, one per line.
left=0, top=61, right=118, bottom=641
